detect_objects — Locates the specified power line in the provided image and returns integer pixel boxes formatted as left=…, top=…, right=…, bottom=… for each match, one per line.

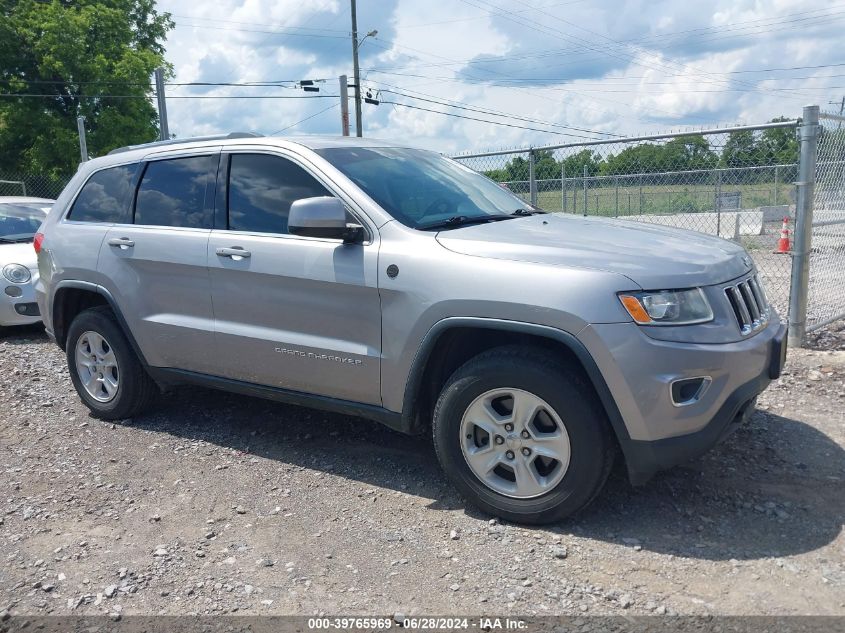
left=0, top=93, right=338, bottom=100
left=0, top=79, right=320, bottom=88
left=381, top=100, right=604, bottom=138
left=270, top=103, right=340, bottom=134
left=172, top=21, right=349, bottom=39
left=455, top=0, right=766, bottom=96
left=169, top=13, right=350, bottom=34
left=362, top=12, right=818, bottom=122
left=397, top=0, right=590, bottom=28
left=363, top=38, right=720, bottom=125
left=366, top=1, right=844, bottom=103
left=363, top=67, right=845, bottom=87
left=459, top=0, right=833, bottom=102
left=375, top=85, right=619, bottom=137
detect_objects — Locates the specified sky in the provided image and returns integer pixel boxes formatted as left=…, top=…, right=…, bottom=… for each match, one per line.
left=156, top=0, right=845, bottom=154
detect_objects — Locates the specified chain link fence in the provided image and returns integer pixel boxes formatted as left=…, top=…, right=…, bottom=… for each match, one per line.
left=808, top=112, right=845, bottom=332
left=3, top=108, right=842, bottom=344
left=0, top=172, right=72, bottom=199
left=454, top=121, right=800, bottom=318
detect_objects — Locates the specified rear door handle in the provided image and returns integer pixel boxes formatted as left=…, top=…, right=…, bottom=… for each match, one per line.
left=107, top=237, right=134, bottom=249
left=216, top=247, right=251, bottom=259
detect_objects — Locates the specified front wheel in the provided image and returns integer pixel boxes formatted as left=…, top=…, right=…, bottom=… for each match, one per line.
left=432, top=346, right=615, bottom=524
left=66, top=306, right=158, bottom=420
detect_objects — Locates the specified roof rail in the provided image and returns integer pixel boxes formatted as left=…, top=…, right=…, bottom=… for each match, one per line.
left=107, top=132, right=263, bottom=155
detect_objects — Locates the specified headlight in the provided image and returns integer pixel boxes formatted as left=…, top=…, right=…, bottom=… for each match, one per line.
left=619, top=288, right=713, bottom=325
left=2, top=263, right=31, bottom=284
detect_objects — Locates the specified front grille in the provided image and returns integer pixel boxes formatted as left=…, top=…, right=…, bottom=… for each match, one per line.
left=724, top=275, right=769, bottom=335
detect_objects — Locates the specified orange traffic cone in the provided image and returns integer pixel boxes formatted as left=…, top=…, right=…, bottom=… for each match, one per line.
left=774, top=216, right=791, bottom=254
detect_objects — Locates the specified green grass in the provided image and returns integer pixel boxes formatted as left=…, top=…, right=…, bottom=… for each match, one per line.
left=520, top=182, right=795, bottom=217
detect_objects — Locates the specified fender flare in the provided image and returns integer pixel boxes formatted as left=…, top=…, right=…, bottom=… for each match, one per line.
left=52, top=280, right=150, bottom=367
left=400, top=317, right=632, bottom=447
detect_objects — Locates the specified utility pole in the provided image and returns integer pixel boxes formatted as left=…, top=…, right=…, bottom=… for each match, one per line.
left=339, top=74, right=350, bottom=136
left=76, top=116, right=88, bottom=162
left=350, top=0, right=362, bottom=137
left=154, top=67, right=169, bottom=141
left=839, top=95, right=845, bottom=129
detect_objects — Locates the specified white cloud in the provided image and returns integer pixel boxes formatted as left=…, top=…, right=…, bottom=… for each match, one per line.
left=156, top=0, right=844, bottom=153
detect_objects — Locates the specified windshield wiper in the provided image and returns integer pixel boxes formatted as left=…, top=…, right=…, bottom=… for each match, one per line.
left=418, top=215, right=513, bottom=231
left=0, top=236, right=34, bottom=244
left=511, top=208, right=545, bottom=216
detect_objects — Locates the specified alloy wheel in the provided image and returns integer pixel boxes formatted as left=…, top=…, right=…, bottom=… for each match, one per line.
left=75, top=331, right=120, bottom=403
left=460, top=388, right=571, bottom=499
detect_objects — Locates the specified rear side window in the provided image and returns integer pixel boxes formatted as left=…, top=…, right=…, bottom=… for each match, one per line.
left=134, top=155, right=213, bottom=229
left=227, top=153, right=331, bottom=234
left=68, top=164, right=135, bottom=223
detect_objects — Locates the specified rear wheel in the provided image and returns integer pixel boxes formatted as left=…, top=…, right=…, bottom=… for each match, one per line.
left=433, top=345, right=614, bottom=524
left=66, top=306, right=158, bottom=420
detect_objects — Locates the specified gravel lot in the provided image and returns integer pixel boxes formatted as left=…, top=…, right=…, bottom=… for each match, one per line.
left=1, top=323, right=843, bottom=619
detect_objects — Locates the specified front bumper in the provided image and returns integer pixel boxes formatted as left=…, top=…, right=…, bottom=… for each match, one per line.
left=579, top=317, right=786, bottom=484
left=0, top=278, right=41, bottom=327
left=623, top=371, right=770, bottom=485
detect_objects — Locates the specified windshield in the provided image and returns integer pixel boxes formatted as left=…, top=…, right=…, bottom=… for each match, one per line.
left=314, top=147, right=535, bottom=229
left=0, top=204, right=48, bottom=242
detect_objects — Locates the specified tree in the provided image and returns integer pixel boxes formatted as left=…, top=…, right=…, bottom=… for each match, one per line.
left=757, top=117, right=799, bottom=165
left=482, top=149, right=560, bottom=183
left=560, top=149, right=601, bottom=178
left=721, top=129, right=756, bottom=168
left=661, top=135, right=717, bottom=172
left=601, top=143, right=665, bottom=175
left=532, top=149, right=561, bottom=180
left=0, top=0, right=173, bottom=176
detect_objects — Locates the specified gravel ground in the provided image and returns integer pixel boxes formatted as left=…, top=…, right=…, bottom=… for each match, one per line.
left=0, top=324, right=843, bottom=619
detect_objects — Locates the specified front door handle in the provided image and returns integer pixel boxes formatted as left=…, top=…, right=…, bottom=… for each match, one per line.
left=216, top=247, right=251, bottom=259
left=107, top=237, right=134, bottom=249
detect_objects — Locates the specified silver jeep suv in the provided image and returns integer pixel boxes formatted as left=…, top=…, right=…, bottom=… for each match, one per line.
left=35, top=134, right=787, bottom=524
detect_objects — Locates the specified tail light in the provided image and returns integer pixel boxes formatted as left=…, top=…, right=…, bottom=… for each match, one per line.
left=33, top=232, right=45, bottom=254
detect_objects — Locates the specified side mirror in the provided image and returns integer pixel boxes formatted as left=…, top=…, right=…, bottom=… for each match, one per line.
left=288, top=196, right=364, bottom=243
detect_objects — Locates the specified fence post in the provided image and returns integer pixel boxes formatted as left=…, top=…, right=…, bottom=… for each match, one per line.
left=715, top=168, right=722, bottom=236
left=583, top=164, right=588, bottom=217
left=614, top=176, right=619, bottom=217
left=528, top=149, right=538, bottom=206
left=561, top=163, right=566, bottom=213
left=638, top=174, right=643, bottom=214
left=774, top=165, right=779, bottom=206
left=788, top=105, right=820, bottom=348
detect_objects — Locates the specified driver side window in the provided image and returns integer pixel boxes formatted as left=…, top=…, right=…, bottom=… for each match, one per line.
left=227, top=153, right=331, bottom=234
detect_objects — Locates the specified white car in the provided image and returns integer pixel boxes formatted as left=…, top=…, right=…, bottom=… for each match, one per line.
left=0, top=197, right=53, bottom=329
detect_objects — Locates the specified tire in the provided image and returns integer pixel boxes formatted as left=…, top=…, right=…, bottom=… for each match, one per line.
left=66, top=306, right=158, bottom=420
left=432, top=345, right=615, bottom=524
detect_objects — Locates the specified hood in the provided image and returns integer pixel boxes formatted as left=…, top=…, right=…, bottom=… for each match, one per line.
left=435, top=213, right=751, bottom=289
left=1, top=242, right=38, bottom=271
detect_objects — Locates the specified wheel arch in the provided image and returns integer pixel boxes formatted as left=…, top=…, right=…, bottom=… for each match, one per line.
left=52, top=281, right=150, bottom=367
left=400, top=318, right=632, bottom=449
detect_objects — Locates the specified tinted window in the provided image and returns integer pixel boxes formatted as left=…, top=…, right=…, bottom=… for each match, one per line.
left=314, top=147, right=533, bottom=229
left=68, top=165, right=135, bottom=223
left=227, top=154, right=330, bottom=234
left=135, top=156, right=213, bottom=228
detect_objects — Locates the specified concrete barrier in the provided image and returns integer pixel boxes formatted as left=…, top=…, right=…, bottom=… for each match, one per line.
left=759, top=205, right=793, bottom=222
left=623, top=210, right=764, bottom=239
